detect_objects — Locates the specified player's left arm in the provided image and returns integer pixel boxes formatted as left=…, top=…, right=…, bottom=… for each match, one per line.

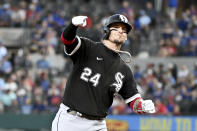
left=119, top=68, right=156, bottom=114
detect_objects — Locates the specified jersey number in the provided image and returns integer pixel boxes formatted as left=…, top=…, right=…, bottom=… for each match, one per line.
left=80, top=67, right=101, bottom=87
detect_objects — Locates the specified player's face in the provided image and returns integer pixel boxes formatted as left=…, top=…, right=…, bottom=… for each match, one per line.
left=108, top=23, right=127, bottom=45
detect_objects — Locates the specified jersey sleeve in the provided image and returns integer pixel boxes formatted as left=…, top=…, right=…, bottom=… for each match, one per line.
left=61, top=22, right=95, bottom=64
left=64, top=37, right=93, bottom=64
left=63, top=36, right=81, bottom=56
left=118, top=67, right=139, bottom=104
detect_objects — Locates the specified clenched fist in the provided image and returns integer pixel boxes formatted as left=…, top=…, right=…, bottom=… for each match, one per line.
left=72, top=16, right=88, bottom=27
left=141, top=100, right=156, bottom=113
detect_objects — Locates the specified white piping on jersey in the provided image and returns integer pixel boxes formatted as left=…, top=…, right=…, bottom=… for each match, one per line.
left=125, top=93, right=141, bottom=104
left=117, top=50, right=132, bottom=64
left=64, top=36, right=81, bottom=56
left=103, top=44, right=133, bottom=64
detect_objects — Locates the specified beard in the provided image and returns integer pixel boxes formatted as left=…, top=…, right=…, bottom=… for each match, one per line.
left=112, top=39, right=125, bottom=46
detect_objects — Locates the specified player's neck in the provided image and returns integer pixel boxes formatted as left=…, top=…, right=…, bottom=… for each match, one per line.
left=103, top=40, right=121, bottom=52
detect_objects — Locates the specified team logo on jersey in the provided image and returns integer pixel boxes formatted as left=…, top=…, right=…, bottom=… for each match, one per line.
left=119, top=15, right=128, bottom=23
left=111, top=72, right=124, bottom=92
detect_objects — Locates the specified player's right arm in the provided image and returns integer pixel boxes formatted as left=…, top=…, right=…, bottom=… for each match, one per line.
left=61, top=16, right=87, bottom=56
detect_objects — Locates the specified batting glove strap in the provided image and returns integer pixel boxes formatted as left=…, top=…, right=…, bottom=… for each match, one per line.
left=72, top=16, right=88, bottom=27
left=130, top=97, right=145, bottom=114
left=130, top=98, right=156, bottom=114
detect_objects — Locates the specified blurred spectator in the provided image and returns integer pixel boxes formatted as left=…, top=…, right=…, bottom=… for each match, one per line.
left=47, top=96, right=60, bottom=113
left=47, top=83, right=61, bottom=105
left=26, top=2, right=41, bottom=27
left=155, top=99, right=168, bottom=115
left=155, top=0, right=163, bottom=13
left=178, top=65, right=189, bottom=78
left=22, top=71, right=34, bottom=96
left=21, top=99, right=33, bottom=114
left=155, top=63, right=165, bottom=81
left=153, top=85, right=163, bottom=100
left=167, top=0, right=178, bottom=22
left=33, top=85, right=43, bottom=102
left=166, top=96, right=175, bottom=114
left=138, top=10, right=151, bottom=38
left=14, top=50, right=33, bottom=71
left=0, top=57, right=13, bottom=76
left=0, top=40, right=7, bottom=61
left=11, top=1, right=27, bottom=27
left=9, top=99, right=20, bottom=113
left=176, top=12, right=190, bottom=32
left=167, top=63, right=178, bottom=81
left=0, top=3, right=12, bottom=27
left=23, top=53, right=33, bottom=69
left=17, top=88, right=27, bottom=106
left=32, top=97, right=46, bottom=114
left=173, top=104, right=181, bottom=115
left=133, top=65, right=143, bottom=83
left=158, top=23, right=178, bottom=57
left=110, top=94, right=131, bottom=115
left=4, top=74, right=18, bottom=92
left=144, top=63, right=156, bottom=77
left=0, top=86, right=17, bottom=112
left=145, top=1, right=157, bottom=27
left=45, top=28, right=58, bottom=55
left=39, top=72, right=50, bottom=94
left=36, top=55, right=50, bottom=70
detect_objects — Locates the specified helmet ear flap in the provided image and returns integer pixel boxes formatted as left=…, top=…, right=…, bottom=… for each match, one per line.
left=103, top=27, right=110, bottom=40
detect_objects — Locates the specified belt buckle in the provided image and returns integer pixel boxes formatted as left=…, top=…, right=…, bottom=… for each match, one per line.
left=67, top=109, right=103, bottom=120
left=76, top=112, right=82, bottom=117
left=67, top=109, right=82, bottom=117
left=67, top=109, right=76, bottom=115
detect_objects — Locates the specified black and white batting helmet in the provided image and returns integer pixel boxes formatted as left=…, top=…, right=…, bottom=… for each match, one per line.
left=103, top=14, right=132, bottom=39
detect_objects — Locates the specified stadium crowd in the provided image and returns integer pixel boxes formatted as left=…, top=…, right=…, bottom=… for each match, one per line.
left=0, top=0, right=197, bottom=116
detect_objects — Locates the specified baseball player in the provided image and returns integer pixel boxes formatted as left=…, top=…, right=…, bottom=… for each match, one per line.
left=52, top=14, right=156, bottom=131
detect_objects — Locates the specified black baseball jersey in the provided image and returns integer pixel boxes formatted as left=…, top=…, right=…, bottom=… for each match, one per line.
left=62, top=36, right=138, bottom=118
left=63, top=37, right=138, bottom=117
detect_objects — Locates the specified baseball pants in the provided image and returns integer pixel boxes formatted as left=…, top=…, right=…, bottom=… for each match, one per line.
left=51, top=103, right=107, bottom=131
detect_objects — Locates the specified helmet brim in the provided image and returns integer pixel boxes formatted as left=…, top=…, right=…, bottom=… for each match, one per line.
left=107, top=22, right=132, bottom=34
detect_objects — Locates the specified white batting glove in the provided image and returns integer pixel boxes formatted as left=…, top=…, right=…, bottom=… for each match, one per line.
left=142, top=100, right=156, bottom=113
left=72, top=16, right=88, bottom=27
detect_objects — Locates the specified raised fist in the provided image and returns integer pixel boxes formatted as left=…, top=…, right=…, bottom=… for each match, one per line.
left=72, top=16, right=88, bottom=27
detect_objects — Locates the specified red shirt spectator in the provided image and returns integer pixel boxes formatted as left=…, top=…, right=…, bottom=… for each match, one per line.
left=155, top=99, right=168, bottom=115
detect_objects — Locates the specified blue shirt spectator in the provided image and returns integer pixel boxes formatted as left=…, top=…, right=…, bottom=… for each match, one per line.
left=168, top=0, right=178, bottom=8
left=36, top=56, right=50, bottom=70
left=21, top=99, right=33, bottom=114
left=0, top=59, right=12, bottom=74
left=33, top=98, right=46, bottom=113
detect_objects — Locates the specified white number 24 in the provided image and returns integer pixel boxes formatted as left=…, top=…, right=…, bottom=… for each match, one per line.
left=80, top=67, right=101, bottom=87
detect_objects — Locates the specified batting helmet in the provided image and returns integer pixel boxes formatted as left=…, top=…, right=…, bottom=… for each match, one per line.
left=103, top=14, right=132, bottom=39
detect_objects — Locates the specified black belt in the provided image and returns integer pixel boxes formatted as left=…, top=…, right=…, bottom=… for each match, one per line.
left=67, top=109, right=105, bottom=121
